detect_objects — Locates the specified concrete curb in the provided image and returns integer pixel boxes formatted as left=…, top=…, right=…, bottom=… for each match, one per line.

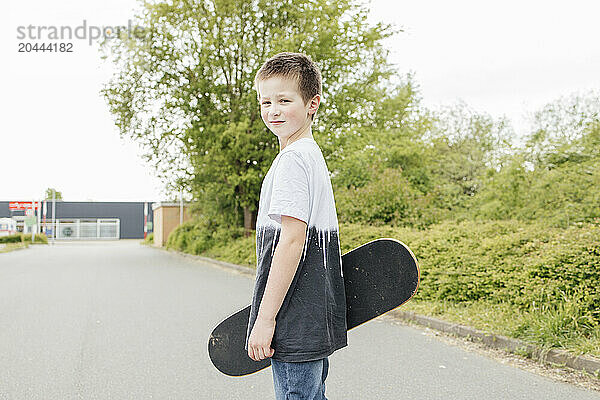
left=153, top=245, right=600, bottom=377
left=185, top=254, right=256, bottom=278
left=158, top=245, right=256, bottom=278
left=391, top=311, right=600, bottom=376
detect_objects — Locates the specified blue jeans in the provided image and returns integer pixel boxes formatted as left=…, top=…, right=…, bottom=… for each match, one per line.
left=271, top=357, right=329, bottom=400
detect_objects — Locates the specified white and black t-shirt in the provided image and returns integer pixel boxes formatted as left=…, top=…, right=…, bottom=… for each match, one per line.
left=246, top=137, right=348, bottom=362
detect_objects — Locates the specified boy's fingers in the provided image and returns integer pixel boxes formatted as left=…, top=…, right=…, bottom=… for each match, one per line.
left=263, top=346, right=273, bottom=359
left=247, top=340, right=274, bottom=361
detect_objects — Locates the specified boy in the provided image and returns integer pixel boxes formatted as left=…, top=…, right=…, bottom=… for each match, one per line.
left=246, top=52, right=347, bottom=400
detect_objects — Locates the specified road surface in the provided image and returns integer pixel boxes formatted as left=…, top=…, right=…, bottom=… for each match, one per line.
left=0, top=240, right=598, bottom=399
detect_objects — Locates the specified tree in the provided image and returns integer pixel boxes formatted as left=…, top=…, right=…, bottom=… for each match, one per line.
left=328, top=74, right=427, bottom=191
left=471, top=92, right=600, bottom=225
left=44, top=188, right=63, bottom=200
left=101, top=0, right=398, bottom=235
left=417, top=101, right=513, bottom=212
left=525, top=90, right=600, bottom=169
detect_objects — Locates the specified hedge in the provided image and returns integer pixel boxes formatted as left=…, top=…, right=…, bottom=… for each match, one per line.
left=0, top=233, right=48, bottom=244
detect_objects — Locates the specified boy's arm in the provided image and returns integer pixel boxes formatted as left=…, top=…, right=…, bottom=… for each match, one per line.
left=247, top=215, right=307, bottom=362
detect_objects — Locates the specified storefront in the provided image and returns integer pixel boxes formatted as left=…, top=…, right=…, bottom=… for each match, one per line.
left=0, top=217, right=17, bottom=237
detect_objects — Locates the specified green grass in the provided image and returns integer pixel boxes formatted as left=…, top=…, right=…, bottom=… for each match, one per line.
left=403, top=300, right=600, bottom=358
left=0, top=242, right=30, bottom=253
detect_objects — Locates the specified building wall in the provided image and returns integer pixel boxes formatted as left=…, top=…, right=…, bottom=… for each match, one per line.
left=0, top=201, right=153, bottom=239
left=152, top=204, right=192, bottom=247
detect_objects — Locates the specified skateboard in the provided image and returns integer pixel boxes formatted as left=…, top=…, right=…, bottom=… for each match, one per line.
left=208, top=238, right=420, bottom=376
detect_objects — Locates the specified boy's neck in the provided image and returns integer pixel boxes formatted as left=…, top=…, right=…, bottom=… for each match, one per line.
left=279, top=125, right=314, bottom=152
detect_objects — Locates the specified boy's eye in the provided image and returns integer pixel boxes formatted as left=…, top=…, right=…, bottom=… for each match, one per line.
left=260, top=99, right=289, bottom=105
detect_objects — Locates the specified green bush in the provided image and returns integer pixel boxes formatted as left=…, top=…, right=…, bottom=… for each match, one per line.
left=0, top=234, right=22, bottom=244
left=166, top=215, right=245, bottom=256
left=172, top=218, right=600, bottom=331
left=171, top=217, right=600, bottom=354
left=335, top=168, right=443, bottom=229
left=473, top=158, right=600, bottom=227
left=376, top=220, right=600, bottom=330
left=206, top=232, right=256, bottom=267
left=22, top=233, right=48, bottom=244
left=0, top=233, right=47, bottom=244
left=144, top=232, right=154, bottom=244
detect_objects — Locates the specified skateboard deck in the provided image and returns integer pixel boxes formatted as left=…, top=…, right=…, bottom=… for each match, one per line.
left=208, top=238, right=420, bottom=376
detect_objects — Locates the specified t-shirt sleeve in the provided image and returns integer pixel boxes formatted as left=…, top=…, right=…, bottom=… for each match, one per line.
left=268, top=151, right=310, bottom=225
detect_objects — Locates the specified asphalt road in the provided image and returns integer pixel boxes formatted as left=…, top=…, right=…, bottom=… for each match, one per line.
left=0, top=240, right=598, bottom=400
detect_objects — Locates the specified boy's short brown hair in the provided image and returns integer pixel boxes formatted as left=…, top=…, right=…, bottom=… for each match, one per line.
left=255, top=52, right=322, bottom=106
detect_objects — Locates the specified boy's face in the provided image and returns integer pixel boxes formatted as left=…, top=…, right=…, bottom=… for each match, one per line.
left=257, top=76, right=318, bottom=140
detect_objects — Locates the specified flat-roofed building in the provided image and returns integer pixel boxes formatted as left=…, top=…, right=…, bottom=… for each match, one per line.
left=0, top=201, right=154, bottom=240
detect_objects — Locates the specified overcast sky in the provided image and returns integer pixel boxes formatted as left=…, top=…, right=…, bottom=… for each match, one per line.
left=2, top=0, right=599, bottom=202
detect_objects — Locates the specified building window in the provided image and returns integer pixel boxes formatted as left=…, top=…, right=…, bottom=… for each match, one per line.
left=53, top=218, right=120, bottom=240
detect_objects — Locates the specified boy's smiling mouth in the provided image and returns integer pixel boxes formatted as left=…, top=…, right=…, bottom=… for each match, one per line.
left=270, top=121, right=285, bottom=125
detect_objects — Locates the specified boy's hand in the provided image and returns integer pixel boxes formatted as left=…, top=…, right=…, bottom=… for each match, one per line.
left=247, top=317, right=276, bottom=361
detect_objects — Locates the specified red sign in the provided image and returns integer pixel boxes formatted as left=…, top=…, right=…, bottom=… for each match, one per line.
left=9, top=201, right=41, bottom=211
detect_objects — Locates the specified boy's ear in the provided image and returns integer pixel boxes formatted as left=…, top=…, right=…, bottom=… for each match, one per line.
left=307, top=94, right=321, bottom=116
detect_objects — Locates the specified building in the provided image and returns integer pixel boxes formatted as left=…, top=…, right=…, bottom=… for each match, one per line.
left=0, top=217, right=17, bottom=236
left=151, top=202, right=191, bottom=247
left=0, top=201, right=154, bottom=240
